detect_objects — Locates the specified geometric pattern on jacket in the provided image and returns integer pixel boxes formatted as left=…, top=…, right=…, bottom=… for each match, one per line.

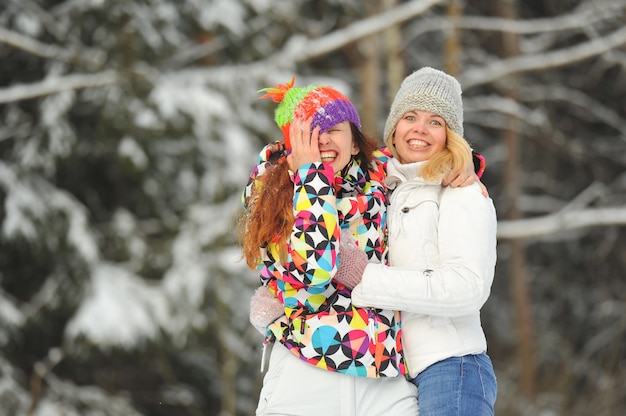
left=243, top=142, right=406, bottom=378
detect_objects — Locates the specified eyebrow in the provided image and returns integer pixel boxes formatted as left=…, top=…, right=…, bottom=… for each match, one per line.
left=407, top=110, right=442, bottom=117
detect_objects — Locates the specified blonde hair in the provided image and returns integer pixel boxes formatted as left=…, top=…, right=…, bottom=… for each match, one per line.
left=385, top=125, right=472, bottom=182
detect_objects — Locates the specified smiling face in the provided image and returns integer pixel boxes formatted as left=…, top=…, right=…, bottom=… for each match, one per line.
left=318, top=121, right=359, bottom=172
left=391, top=110, right=448, bottom=164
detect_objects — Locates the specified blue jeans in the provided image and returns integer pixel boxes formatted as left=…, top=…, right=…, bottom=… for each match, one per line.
left=411, top=353, right=497, bottom=416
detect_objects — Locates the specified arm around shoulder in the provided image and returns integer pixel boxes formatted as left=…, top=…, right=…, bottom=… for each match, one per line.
left=352, top=184, right=497, bottom=317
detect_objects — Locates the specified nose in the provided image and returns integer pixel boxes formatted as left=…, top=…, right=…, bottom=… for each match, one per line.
left=318, top=131, right=330, bottom=145
left=412, top=120, right=428, bottom=134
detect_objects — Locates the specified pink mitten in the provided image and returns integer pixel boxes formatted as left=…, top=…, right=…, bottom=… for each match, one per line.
left=333, top=229, right=368, bottom=290
left=249, top=286, right=284, bottom=335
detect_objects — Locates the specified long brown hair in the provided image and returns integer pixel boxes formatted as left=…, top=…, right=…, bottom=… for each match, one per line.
left=240, top=124, right=379, bottom=268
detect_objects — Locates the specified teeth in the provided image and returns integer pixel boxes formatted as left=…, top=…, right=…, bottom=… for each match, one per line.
left=320, top=152, right=336, bottom=160
left=408, top=139, right=428, bottom=148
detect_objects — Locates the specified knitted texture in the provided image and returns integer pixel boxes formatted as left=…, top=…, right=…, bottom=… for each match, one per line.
left=383, top=67, right=464, bottom=146
left=249, top=286, right=284, bottom=335
left=248, top=229, right=368, bottom=334
left=259, top=77, right=361, bottom=149
left=334, top=229, right=368, bottom=290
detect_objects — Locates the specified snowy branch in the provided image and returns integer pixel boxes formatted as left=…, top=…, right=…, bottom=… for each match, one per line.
left=293, top=0, right=446, bottom=61
left=523, top=86, right=626, bottom=142
left=466, top=85, right=626, bottom=142
left=464, top=96, right=546, bottom=128
left=165, top=36, right=228, bottom=69
left=0, top=27, right=68, bottom=59
left=0, top=71, right=118, bottom=104
left=2, top=0, right=447, bottom=102
left=460, top=26, right=626, bottom=89
left=497, top=207, right=626, bottom=239
left=8, top=0, right=72, bottom=43
left=167, top=0, right=447, bottom=81
left=299, top=0, right=626, bottom=65
left=458, top=10, right=623, bottom=35
left=0, top=27, right=104, bottom=66
left=407, top=1, right=625, bottom=39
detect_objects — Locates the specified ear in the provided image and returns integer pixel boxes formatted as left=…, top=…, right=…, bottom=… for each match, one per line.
left=351, top=141, right=360, bottom=155
left=390, top=130, right=397, bottom=147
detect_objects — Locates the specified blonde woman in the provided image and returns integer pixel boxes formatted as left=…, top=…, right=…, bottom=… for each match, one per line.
left=352, top=67, right=498, bottom=416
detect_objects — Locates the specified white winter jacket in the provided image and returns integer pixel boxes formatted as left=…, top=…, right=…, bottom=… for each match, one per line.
left=351, top=157, right=497, bottom=378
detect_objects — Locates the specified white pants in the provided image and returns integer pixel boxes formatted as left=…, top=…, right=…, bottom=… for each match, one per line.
left=256, top=343, right=419, bottom=416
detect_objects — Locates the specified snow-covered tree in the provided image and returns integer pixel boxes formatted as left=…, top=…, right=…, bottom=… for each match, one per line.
left=1, top=0, right=625, bottom=415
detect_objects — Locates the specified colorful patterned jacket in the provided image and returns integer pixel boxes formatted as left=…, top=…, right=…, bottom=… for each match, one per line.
left=243, top=142, right=405, bottom=378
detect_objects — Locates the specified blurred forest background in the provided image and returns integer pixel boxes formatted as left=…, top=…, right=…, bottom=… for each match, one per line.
left=1, top=0, right=625, bottom=415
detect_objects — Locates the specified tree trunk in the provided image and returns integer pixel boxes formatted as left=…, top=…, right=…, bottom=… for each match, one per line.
left=492, top=0, right=538, bottom=400
left=359, top=0, right=381, bottom=138
left=218, top=291, right=238, bottom=416
left=382, top=0, right=405, bottom=118
left=444, top=0, right=462, bottom=76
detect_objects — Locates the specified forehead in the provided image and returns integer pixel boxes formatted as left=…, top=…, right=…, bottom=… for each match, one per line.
left=404, top=109, right=443, bottom=118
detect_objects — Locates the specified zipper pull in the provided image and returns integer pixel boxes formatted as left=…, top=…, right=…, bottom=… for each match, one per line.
left=260, top=339, right=269, bottom=373
left=367, top=309, right=378, bottom=344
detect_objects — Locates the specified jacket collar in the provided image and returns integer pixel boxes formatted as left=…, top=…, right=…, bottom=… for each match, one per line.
left=385, top=158, right=442, bottom=190
left=333, top=157, right=368, bottom=195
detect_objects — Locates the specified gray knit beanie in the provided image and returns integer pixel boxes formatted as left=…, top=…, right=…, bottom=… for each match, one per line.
left=383, top=67, right=464, bottom=146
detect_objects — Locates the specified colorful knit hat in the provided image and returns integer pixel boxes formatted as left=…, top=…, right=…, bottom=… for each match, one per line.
left=259, top=77, right=361, bottom=149
left=383, top=67, right=464, bottom=146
